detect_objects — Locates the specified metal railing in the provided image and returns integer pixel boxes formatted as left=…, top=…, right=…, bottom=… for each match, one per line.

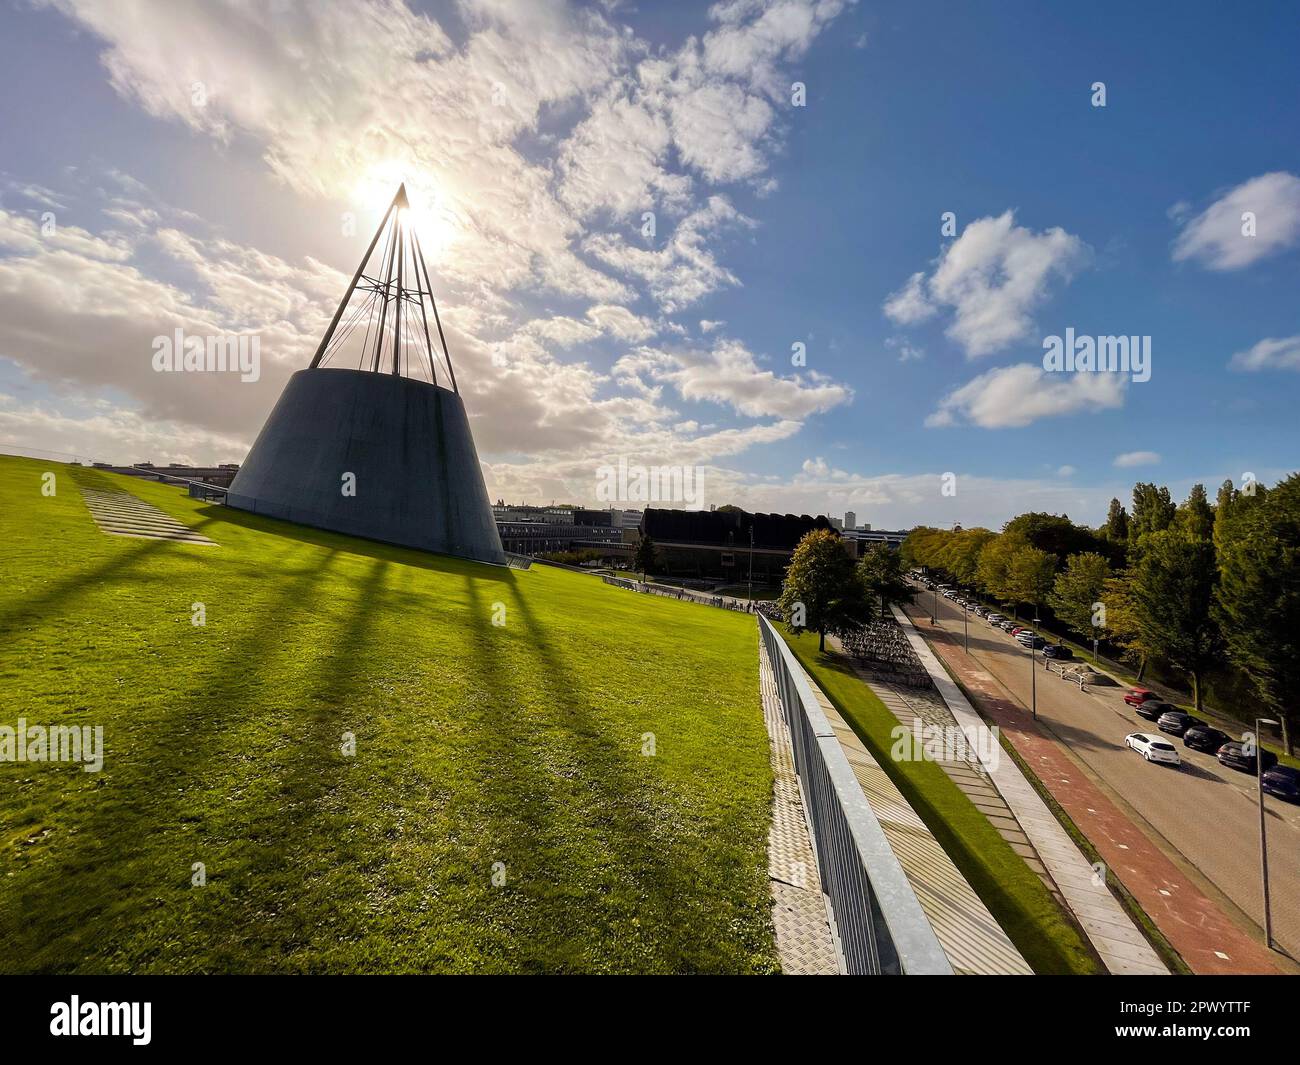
left=601, top=575, right=757, bottom=613
left=759, top=615, right=953, bottom=975
left=187, top=480, right=230, bottom=502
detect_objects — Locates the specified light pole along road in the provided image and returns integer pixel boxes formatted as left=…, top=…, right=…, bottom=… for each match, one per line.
left=911, top=586, right=1300, bottom=963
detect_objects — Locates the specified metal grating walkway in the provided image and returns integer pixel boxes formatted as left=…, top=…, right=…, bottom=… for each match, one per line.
left=758, top=641, right=841, bottom=974
left=79, top=487, right=216, bottom=544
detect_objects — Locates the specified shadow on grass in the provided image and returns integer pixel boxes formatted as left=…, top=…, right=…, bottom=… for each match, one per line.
left=508, top=583, right=774, bottom=973
left=0, top=514, right=221, bottom=638
left=454, top=574, right=704, bottom=973
left=4, top=549, right=343, bottom=973
left=195, top=503, right=516, bottom=587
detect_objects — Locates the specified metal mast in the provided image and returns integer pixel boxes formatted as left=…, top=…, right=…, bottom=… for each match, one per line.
left=309, top=183, right=458, bottom=391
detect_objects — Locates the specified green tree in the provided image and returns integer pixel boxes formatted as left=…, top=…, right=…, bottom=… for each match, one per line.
left=1049, top=551, right=1111, bottom=640
left=1006, top=545, right=1056, bottom=615
left=779, top=529, right=873, bottom=651
left=1131, top=529, right=1221, bottom=711
left=1100, top=573, right=1147, bottom=673
left=1103, top=498, right=1129, bottom=543
left=1002, top=512, right=1106, bottom=566
left=858, top=543, right=914, bottom=613
left=633, top=534, right=657, bottom=581
left=977, top=534, right=1018, bottom=605
left=1176, top=483, right=1215, bottom=540
left=938, top=528, right=996, bottom=586
left=901, top=526, right=944, bottom=571
left=1128, top=482, right=1176, bottom=552
left=1215, top=473, right=1300, bottom=754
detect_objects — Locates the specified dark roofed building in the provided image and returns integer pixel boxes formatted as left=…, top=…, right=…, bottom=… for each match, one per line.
left=639, top=507, right=845, bottom=584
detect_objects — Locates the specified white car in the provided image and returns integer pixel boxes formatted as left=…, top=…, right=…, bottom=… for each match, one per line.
left=1125, top=732, right=1181, bottom=766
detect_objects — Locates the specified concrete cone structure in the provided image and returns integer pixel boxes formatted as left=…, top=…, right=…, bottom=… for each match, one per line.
left=227, top=186, right=506, bottom=566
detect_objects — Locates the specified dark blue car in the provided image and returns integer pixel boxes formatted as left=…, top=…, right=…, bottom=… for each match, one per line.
left=1262, top=766, right=1300, bottom=803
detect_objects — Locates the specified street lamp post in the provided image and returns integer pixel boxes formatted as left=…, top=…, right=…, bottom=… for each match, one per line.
left=747, top=524, right=754, bottom=609
left=1030, top=606, right=1040, bottom=721
left=963, top=599, right=969, bottom=653
left=931, top=585, right=937, bottom=626
left=1256, top=716, right=1279, bottom=950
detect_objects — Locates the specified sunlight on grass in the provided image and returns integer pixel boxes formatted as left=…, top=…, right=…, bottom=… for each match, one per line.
left=0, top=456, right=778, bottom=974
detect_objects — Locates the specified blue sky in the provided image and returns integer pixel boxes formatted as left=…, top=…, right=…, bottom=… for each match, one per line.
left=0, top=0, right=1297, bottom=528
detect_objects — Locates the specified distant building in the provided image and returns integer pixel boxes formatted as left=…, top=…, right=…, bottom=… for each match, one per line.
left=92, top=462, right=242, bottom=488
left=607, top=507, right=643, bottom=529
left=843, top=528, right=909, bottom=549
left=638, top=507, right=847, bottom=584
left=844, top=510, right=856, bottom=531
left=492, top=502, right=625, bottom=556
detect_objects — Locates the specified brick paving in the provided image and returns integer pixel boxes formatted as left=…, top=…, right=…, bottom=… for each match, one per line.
left=901, top=600, right=1283, bottom=975
left=893, top=606, right=1169, bottom=975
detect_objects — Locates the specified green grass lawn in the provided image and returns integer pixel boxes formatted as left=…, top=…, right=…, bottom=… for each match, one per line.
left=0, top=455, right=778, bottom=974
left=780, top=630, right=1104, bottom=975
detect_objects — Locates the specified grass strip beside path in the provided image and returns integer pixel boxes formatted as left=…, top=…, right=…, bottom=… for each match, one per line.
left=781, top=629, right=1103, bottom=975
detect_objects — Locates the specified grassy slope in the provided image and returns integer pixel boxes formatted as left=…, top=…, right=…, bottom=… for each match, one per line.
left=0, top=456, right=777, bottom=974
left=781, top=630, right=1103, bottom=975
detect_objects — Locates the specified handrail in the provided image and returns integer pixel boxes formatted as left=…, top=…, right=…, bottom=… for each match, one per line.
left=759, top=615, right=953, bottom=975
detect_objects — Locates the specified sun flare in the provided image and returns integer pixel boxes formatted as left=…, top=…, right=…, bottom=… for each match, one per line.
left=351, top=162, right=460, bottom=265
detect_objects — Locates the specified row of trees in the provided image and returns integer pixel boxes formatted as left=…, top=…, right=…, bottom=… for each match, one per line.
left=901, top=475, right=1300, bottom=753
left=777, top=531, right=913, bottom=651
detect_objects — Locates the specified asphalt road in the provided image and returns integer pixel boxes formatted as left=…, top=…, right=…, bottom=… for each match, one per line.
left=912, top=585, right=1300, bottom=962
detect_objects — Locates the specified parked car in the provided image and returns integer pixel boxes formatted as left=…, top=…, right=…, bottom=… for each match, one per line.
left=986, top=613, right=1005, bottom=624
left=1016, top=632, right=1046, bottom=649
left=1126, top=732, right=1181, bottom=766
left=1042, top=644, right=1074, bottom=660
left=1182, top=725, right=1231, bottom=753
left=1217, top=742, right=1279, bottom=775
left=973, top=606, right=988, bottom=618
left=1262, top=766, right=1300, bottom=803
left=1124, top=688, right=1158, bottom=707
left=1157, top=711, right=1204, bottom=737
left=1135, top=700, right=1178, bottom=722
left=1002, top=621, right=1019, bottom=632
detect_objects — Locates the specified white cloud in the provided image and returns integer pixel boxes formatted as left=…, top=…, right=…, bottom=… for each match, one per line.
left=1113, top=450, right=1161, bottom=468
left=585, top=196, right=753, bottom=312
left=614, top=337, right=852, bottom=420
left=699, top=460, right=1124, bottom=529
left=585, top=303, right=657, bottom=342
left=882, top=271, right=934, bottom=326
left=1172, top=172, right=1300, bottom=270
left=1228, top=334, right=1300, bottom=372
left=668, top=81, right=775, bottom=184
left=886, top=212, right=1089, bottom=357
left=0, top=392, right=247, bottom=467
left=926, top=363, right=1125, bottom=429
left=1056, top=465, right=1076, bottom=477
left=885, top=336, right=924, bottom=362
left=10, top=0, right=854, bottom=485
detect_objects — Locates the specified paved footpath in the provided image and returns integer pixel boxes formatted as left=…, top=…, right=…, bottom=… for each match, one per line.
left=891, top=606, right=1167, bottom=975
left=901, top=600, right=1283, bottom=975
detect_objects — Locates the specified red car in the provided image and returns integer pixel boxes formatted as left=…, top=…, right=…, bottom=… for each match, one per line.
left=1010, top=626, right=1025, bottom=636
left=1124, top=688, right=1157, bottom=707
